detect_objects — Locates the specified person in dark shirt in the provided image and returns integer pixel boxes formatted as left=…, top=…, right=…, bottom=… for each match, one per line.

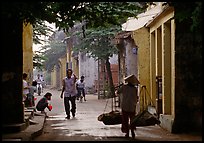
left=36, top=92, right=52, bottom=114
left=115, top=74, right=140, bottom=139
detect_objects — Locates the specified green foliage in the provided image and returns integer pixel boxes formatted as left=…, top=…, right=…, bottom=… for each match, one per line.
left=73, top=25, right=122, bottom=98
left=73, top=26, right=121, bottom=61
left=33, top=20, right=55, bottom=45
left=1, top=2, right=55, bottom=24
left=34, top=41, right=66, bottom=72
left=1, top=2, right=145, bottom=30
left=33, top=52, right=46, bottom=70
left=43, top=41, right=67, bottom=72
left=74, top=2, right=144, bottom=29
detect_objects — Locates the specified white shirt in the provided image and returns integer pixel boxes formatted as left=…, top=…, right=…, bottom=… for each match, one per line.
left=76, top=79, right=85, bottom=89
left=36, top=78, right=42, bottom=84
left=23, top=79, right=29, bottom=95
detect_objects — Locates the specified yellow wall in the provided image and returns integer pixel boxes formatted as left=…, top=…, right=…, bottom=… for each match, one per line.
left=59, top=56, right=67, bottom=88
left=147, top=6, right=175, bottom=132
left=51, top=66, right=57, bottom=88
left=132, top=27, right=151, bottom=110
left=23, top=22, right=33, bottom=85
left=50, top=56, right=67, bottom=89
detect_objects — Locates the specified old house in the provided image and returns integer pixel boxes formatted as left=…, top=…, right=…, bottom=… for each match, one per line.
left=116, top=2, right=163, bottom=113
left=120, top=2, right=202, bottom=134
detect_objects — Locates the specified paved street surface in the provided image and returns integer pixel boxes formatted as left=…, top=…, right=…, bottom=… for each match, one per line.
left=32, top=88, right=202, bottom=141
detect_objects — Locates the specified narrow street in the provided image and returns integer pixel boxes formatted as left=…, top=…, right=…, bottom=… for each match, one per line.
left=31, top=87, right=202, bottom=141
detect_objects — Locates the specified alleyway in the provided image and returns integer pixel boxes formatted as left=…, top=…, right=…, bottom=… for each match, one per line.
left=32, top=88, right=202, bottom=141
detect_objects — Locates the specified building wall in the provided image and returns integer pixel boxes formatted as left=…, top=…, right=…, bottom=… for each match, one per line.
left=109, top=54, right=118, bottom=64
left=51, top=65, right=57, bottom=88
left=117, top=41, right=126, bottom=84
left=55, top=62, right=61, bottom=89
left=132, top=27, right=151, bottom=111
left=78, top=52, right=98, bottom=88
left=124, top=38, right=138, bottom=77
left=50, top=56, right=67, bottom=90
left=111, top=64, right=119, bottom=86
left=23, top=23, right=33, bottom=84
left=147, top=6, right=176, bottom=132
left=59, top=56, right=67, bottom=88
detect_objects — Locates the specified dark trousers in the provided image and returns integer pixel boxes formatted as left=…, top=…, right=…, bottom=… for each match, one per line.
left=121, top=110, right=136, bottom=134
left=64, top=96, right=76, bottom=117
left=77, top=88, right=85, bottom=98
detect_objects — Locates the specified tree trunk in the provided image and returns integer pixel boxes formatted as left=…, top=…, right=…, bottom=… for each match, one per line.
left=105, top=57, right=115, bottom=98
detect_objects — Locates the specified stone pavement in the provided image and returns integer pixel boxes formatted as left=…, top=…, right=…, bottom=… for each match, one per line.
left=2, top=89, right=202, bottom=141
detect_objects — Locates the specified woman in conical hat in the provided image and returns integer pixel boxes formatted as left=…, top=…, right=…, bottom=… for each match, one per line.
left=124, top=74, right=140, bottom=85
left=116, top=74, right=139, bottom=138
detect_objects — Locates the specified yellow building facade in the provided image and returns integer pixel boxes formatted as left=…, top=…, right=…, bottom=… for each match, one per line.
left=123, top=4, right=176, bottom=132
left=51, top=66, right=57, bottom=88
left=132, top=27, right=152, bottom=111
left=146, top=6, right=175, bottom=132
left=23, top=22, right=33, bottom=84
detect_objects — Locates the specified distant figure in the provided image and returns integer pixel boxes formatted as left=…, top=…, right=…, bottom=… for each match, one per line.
left=60, top=69, right=77, bottom=119
left=36, top=74, right=43, bottom=95
left=40, top=74, right=46, bottom=89
left=22, top=73, right=29, bottom=102
left=27, top=80, right=37, bottom=107
left=36, top=92, right=52, bottom=116
left=115, top=74, right=140, bottom=139
left=76, top=75, right=86, bottom=101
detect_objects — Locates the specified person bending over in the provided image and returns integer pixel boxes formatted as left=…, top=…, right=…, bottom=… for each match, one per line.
left=36, top=92, right=52, bottom=115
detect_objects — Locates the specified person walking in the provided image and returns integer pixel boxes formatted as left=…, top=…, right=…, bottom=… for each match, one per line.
left=115, top=74, right=140, bottom=139
left=76, top=75, right=86, bottom=101
left=40, top=74, right=45, bottom=92
left=60, top=69, right=77, bottom=119
left=36, top=74, right=42, bottom=95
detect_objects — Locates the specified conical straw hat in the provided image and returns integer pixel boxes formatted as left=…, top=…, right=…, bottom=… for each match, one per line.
left=124, top=74, right=140, bottom=85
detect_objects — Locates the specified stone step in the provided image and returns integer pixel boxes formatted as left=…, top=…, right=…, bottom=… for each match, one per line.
left=2, top=112, right=46, bottom=141
left=2, top=108, right=35, bottom=134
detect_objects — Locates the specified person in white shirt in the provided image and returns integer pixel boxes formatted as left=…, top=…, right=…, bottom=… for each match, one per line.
left=23, top=73, right=29, bottom=102
left=36, top=74, right=43, bottom=95
left=76, top=76, right=86, bottom=101
left=40, top=74, right=46, bottom=89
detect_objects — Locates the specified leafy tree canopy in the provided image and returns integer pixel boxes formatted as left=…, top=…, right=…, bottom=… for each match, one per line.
left=38, top=40, right=67, bottom=72
left=33, top=20, right=55, bottom=45
left=1, top=2, right=145, bottom=31
left=73, top=25, right=121, bottom=61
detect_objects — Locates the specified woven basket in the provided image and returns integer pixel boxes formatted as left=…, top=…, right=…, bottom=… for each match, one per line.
left=98, top=110, right=122, bottom=125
